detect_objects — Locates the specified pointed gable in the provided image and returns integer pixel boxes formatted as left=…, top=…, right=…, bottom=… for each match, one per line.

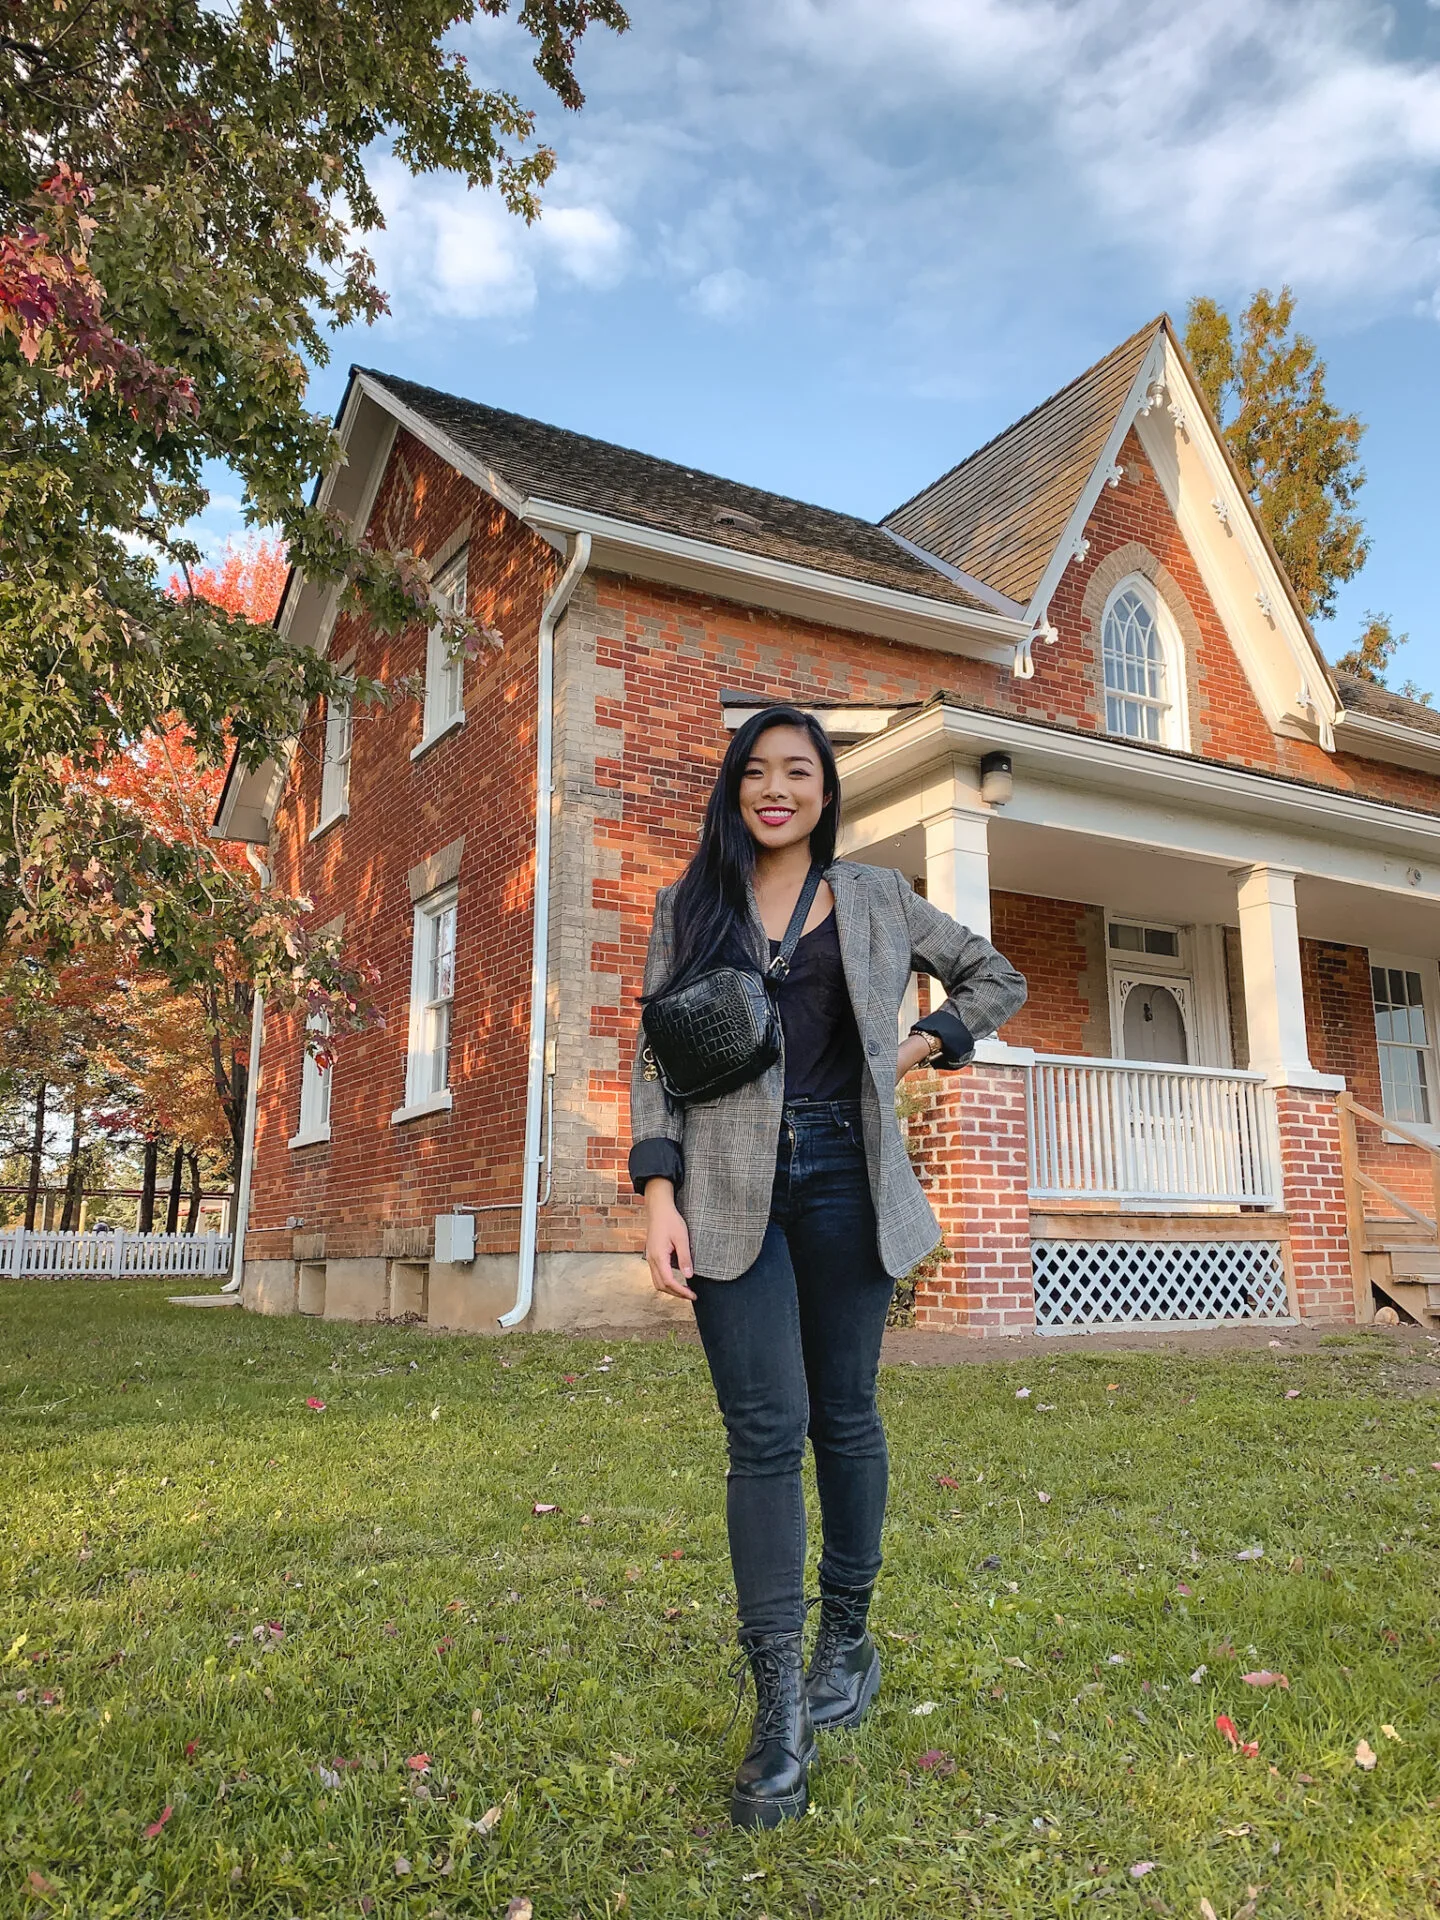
left=883, top=320, right=1162, bottom=606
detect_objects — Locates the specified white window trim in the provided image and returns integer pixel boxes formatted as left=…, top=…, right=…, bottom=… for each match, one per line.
left=415, top=551, right=468, bottom=755
left=394, top=882, right=459, bottom=1123
left=389, top=1088, right=455, bottom=1126
left=311, top=653, right=356, bottom=838
left=410, top=706, right=466, bottom=762
left=289, top=1013, right=333, bottom=1149
left=1367, top=948, right=1440, bottom=1142
left=1100, top=574, right=1189, bottom=752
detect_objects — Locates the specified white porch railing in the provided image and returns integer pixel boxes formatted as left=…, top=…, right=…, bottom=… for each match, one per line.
left=0, top=1230, right=234, bottom=1278
left=1027, top=1056, right=1280, bottom=1207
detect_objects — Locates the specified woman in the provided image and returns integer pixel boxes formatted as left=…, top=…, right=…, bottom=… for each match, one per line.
left=628, top=705, right=1026, bottom=1829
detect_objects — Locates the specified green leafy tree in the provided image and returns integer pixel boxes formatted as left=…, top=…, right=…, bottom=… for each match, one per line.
left=0, top=0, right=626, bottom=1007
left=1185, top=287, right=1367, bottom=624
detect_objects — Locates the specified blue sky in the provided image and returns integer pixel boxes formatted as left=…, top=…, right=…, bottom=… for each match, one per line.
left=206, top=0, right=1440, bottom=690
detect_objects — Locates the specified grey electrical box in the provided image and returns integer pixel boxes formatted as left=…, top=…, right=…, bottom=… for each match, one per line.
left=433, top=1213, right=475, bottom=1264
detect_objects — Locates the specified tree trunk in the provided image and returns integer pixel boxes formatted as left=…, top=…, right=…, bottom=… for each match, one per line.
left=138, top=1139, right=159, bottom=1234
left=184, top=1152, right=202, bottom=1233
left=23, top=1079, right=47, bottom=1230
left=59, top=1104, right=85, bottom=1231
left=164, top=1146, right=185, bottom=1234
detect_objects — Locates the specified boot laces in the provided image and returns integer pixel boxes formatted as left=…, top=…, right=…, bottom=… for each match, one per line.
left=807, top=1588, right=872, bottom=1680
left=723, top=1636, right=797, bottom=1745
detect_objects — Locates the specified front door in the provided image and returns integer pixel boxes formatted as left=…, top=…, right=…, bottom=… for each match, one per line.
left=1118, top=975, right=1192, bottom=1064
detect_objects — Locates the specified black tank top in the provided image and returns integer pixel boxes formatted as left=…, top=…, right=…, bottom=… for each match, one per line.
left=766, top=909, right=865, bottom=1102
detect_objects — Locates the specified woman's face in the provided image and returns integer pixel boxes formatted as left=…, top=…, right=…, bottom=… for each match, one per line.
left=737, top=724, right=830, bottom=854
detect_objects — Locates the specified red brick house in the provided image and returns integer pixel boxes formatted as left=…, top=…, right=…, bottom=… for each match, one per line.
left=215, top=316, right=1440, bottom=1336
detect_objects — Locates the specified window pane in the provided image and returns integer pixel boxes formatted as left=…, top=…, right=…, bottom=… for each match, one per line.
left=1102, top=586, right=1169, bottom=743
left=432, top=905, right=456, bottom=1002
left=1143, top=928, right=1179, bottom=957
left=1109, top=923, right=1144, bottom=952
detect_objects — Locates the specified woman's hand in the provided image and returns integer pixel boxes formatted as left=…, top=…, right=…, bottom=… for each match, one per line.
left=643, top=1180, right=697, bottom=1301
left=895, top=1031, right=935, bottom=1084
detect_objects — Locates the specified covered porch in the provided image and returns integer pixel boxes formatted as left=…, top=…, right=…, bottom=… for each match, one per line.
left=832, top=697, right=1440, bottom=1333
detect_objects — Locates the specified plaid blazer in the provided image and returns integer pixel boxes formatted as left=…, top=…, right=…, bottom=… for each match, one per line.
left=628, top=860, right=1028, bottom=1282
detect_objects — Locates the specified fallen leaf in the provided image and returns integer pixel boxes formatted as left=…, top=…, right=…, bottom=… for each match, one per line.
left=665, top=1548, right=684, bottom=1559
left=936, top=1475, right=961, bottom=1490
left=505, top=1900, right=533, bottom=1920
left=979, top=1554, right=1001, bottom=1571
left=911, top=1700, right=938, bottom=1716
left=1190, top=1665, right=1207, bottom=1683
left=1242, top=1671, right=1290, bottom=1689
left=1295, top=1772, right=1314, bottom=1784
left=1200, top=1901, right=1219, bottom=1920
left=318, top=1765, right=341, bottom=1789
left=579, top=1514, right=594, bottom=1526
left=1036, top=1491, right=1052, bottom=1504
left=1284, top=1388, right=1301, bottom=1400
left=1015, top=1387, right=1031, bottom=1399
left=1355, top=1739, right=1377, bottom=1771
left=532, top=1503, right=559, bottom=1516
left=468, top=1806, right=503, bottom=1835
left=916, top=1749, right=956, bottom=1774
left=1129, top=1862, right=1156, bottom=1879
left=27, top=1871, right=55, bottom=1896
left=1382, top=1723, right=1402, bottom=1742
left=405, top=1753, right=431, bottom=1773
left=1003, top=1656, right=1030, bottom=1670
left=144, top=1806, right=173, bottom=1838
left=394, top=1857, right=412, bottom=1876
left=1215, top=1715, right=1258, bottom=1756
left=1236, top=1547, right=1264, bottom=1561
left=663, top=1607, right=684, bottom=1620
left=1222, top=1824, right=1253, bottom=1837
left=305, top=1397, right=326, bottom=1412
left=430, top=1407, right=440, bottom=1422
left=624, top=1566, right=642, bottom=1582
left=1106, top=1383, right=1119, bottom=1391
left=183, top=1740, right=198, bottom=1758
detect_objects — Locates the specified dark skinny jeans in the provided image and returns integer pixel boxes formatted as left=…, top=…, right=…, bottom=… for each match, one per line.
left=690, top=1098, right=896, bottom=1637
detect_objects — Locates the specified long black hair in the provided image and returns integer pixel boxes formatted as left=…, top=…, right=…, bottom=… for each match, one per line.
left=653, top=705, right=842, bottom=995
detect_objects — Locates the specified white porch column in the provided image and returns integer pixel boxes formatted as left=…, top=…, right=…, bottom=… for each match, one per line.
left=921, top=760, right=992, bottom=940
left=1232, top=863, right=1315, bottom=1081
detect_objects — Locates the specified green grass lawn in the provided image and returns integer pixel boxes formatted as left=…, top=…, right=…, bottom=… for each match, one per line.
left=2, top=1285, right=1438, bottom=1919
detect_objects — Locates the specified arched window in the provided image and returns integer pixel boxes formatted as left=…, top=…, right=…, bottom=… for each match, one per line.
left=1101, top=576, right=1186, bottom=747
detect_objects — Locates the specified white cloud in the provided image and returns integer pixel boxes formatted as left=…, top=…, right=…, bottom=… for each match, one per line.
left=688, top=265, right=763, bottom=320
left=347, top=0, right=1440, bottom=365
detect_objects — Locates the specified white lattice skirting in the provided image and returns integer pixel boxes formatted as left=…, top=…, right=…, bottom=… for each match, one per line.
left=1032, top=1238, right=1292, bottom=1332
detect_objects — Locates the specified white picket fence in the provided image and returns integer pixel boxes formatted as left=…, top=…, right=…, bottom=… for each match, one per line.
left=1027, top=1056, right=1281, bottom=1207
left=0, top=1229, right=234, bottom=1279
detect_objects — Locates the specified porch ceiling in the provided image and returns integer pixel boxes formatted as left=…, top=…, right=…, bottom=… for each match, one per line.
left=849, top=817, right=1439, bottom=956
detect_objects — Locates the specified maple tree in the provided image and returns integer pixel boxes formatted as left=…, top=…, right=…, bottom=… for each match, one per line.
left=1, top=0, right=627, bottom=1029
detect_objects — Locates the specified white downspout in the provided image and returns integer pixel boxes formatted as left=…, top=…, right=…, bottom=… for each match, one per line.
left=501, top=531, right=591, bottom=1328
left=227, top=846, right=271, bottom=1293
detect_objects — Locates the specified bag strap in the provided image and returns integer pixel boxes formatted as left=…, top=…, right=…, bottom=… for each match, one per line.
left=764, top=864, right=824, bottom=980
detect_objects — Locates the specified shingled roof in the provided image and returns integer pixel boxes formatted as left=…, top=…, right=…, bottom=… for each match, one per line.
left=355, top=368, right=1001, bottom=617
left=1336, top=671, right=1440, bottom=740
left=882, top=318, right=1165, bottom=607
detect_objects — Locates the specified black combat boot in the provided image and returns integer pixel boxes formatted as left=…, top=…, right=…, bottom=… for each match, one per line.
left=727, top=1629, right=817, bottom=1828
left=804, top=1582, right=881, bottom=1731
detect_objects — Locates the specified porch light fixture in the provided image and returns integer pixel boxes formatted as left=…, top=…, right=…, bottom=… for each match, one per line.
left=980, top=751, right=1014, bottom=807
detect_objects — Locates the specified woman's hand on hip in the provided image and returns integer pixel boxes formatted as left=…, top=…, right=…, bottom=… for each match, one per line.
left=642, top=1180, right=697, bottom=1300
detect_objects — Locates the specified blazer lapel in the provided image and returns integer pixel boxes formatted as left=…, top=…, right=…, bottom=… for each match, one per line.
left=826, top=863, right=871, bottom=1030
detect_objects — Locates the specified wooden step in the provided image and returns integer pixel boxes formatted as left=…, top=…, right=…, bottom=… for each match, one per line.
left=1372, top=1278, right=1440, bottom=1328
left=1385, top=1248, right=1440, bottom=1279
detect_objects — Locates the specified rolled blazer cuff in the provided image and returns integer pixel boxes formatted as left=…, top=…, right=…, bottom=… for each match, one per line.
left=912, top=1009, right=976, bottom=1070
left=629, top=1136, right=685, bottom=1195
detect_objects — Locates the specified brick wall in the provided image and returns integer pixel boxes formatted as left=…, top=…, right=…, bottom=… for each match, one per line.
left=249, top=429, right=561, bottom=1265
left=906, top=1066, right=1034, bottom=1333
left=1273, top=1087, right=1354, bottom=1322
left=990, top=892, right=1108, bottom=1057
left=1301, top=936, right=1436, bottom=1216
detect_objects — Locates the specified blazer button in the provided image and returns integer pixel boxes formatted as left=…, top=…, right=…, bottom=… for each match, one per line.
left=866, top=1041, right=879, bottom=1056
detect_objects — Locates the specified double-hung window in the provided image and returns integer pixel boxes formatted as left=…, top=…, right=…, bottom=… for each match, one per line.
left=316, top=686, right=353, bottom=830
left=417, top=550, right=467, bottom=752
left=1370, top=957, right=1437, bottom=1127
left=396, top=886, right=458, bottom=1118
left=290, top=1013, right=332, bottom=1147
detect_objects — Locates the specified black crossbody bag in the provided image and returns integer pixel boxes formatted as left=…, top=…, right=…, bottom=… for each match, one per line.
left=639, top=865, right=824, bottom=1105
